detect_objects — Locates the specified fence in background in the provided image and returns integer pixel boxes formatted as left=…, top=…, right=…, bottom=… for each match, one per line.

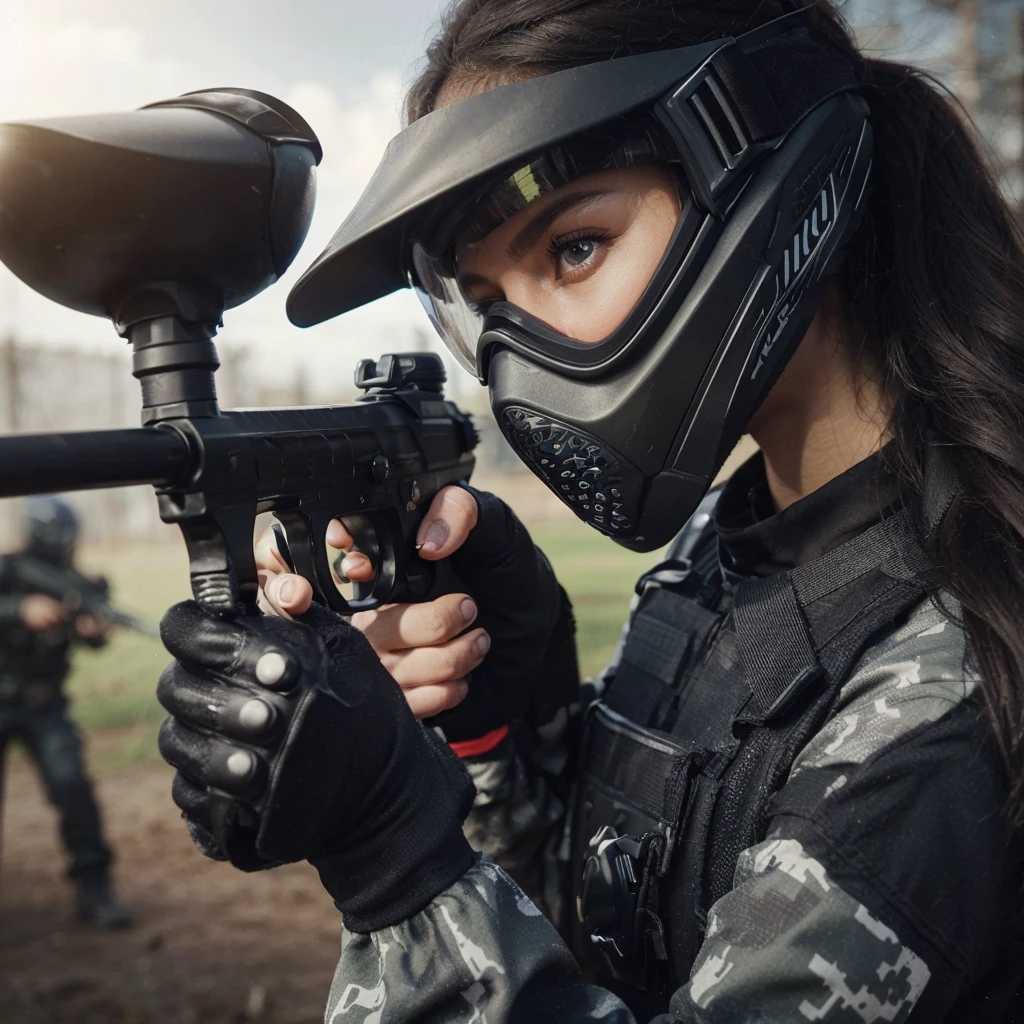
left=0, top=338, right=254, bottom=547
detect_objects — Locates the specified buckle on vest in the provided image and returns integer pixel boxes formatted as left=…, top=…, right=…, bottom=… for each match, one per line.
left=635, top=558, right=692, bottom=597
left=578, top=826, right=667, bottom=973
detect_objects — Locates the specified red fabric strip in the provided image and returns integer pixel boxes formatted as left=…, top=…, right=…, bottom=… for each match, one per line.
left=448, top=725, right=510, bottom=759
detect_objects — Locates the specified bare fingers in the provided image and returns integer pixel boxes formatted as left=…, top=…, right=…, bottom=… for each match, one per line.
left=352, top=592, right=478, bottom=653
left=258, top=572, right=314, bottom=619
left=404, top=680, right=468, bottom=719
left=415, top=486, right=479, bottom=559
left=379, top=629, right=490, bottom=687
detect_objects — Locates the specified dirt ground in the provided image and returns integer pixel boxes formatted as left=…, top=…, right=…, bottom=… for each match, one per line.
left=0, top=740, right=342, bottom=1024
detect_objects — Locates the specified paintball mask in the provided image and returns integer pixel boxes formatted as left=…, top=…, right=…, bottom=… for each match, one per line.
left=288, top=12, right=871, bottom=550
left=24, top=496, right=80, bottom=566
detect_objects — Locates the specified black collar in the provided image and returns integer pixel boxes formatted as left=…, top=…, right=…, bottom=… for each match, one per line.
left=714, top=448, right=903, bottom=577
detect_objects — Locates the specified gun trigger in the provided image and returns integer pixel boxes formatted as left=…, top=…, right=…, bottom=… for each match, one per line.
left=271, top=524, right=297, bottom=574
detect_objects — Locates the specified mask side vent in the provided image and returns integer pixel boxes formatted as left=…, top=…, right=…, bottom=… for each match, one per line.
left=501, top=407, right=643, bottom=537
left=689, top=74, right=748, bottom=163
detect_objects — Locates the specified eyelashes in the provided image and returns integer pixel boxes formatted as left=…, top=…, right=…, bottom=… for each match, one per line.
left=459, top=225, right=620, bottom=314
left=547, top=228, right=613, bottom=278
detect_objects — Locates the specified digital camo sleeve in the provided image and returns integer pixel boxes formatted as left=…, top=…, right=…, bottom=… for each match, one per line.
left=326, top=599, right=1001, bottom=1024
left=668, top=596, right=999, bottom=1023
left=325, top=857, right=634, bottom=1024
left=461, top=731, right=572, bottom=925
left=461, top=585, right=596, bottom=925
left=668, top=835, right=931, bottom=1023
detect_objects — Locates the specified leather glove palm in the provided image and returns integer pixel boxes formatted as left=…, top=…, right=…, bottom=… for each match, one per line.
left=157, top=601, right=476, bottom=932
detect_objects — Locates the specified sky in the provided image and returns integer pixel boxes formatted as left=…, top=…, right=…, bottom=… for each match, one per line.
left=0, top=0, right=455, bottom=395
left=0, top=0, right=989, bottom=399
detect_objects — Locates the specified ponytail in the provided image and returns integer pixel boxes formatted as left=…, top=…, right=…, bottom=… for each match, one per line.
left=846, top=56, right=1024, bottom=821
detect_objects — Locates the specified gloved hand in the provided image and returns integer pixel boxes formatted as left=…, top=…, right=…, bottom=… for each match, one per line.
left=426, top=486, right=578, bottom=744
left=257, top=485, right=580, bottom=748
left=156, top=600, right=477, bottom=933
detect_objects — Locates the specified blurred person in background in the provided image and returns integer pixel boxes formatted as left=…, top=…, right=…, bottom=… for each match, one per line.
left=0, top=497, right=131, bottom=928
left=156, top=0, right=1024, bottom=1019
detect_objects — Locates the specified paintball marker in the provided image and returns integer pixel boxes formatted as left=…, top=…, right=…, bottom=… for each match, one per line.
left=6, top=557, right=159, bottom=638
left=0, top=89, right=477, bottom=615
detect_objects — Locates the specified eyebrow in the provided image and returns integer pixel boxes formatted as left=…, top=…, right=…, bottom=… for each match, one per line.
left=506, top=189, right=616, bottom=261
left=456, top=188, right=619, bottom=295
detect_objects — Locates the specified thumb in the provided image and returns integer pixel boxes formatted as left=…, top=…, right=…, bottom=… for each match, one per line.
left=415, top=485, right=479, bottom=560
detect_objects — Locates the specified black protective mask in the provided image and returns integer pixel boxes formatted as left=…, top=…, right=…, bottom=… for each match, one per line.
left=24, top=496, right=80, bottom=566
left=288, top=12, right=871, bottom=551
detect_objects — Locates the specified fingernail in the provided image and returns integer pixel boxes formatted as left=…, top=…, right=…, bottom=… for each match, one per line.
left=461, top=599, right=477, bottom=624
left=277, top=577, right=297, bottom=604
left=419, top=519, right=449, bottom=554
left=475, top=633, right=491, bottom=656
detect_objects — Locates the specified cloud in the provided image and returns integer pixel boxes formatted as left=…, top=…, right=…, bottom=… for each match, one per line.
left=219, top=71, right=449, bottom=390
left=0, top=8, right=465, bottom=400
left=1, top=8, right=199, bottom=118
left=287, top=75, right=405, bottom=218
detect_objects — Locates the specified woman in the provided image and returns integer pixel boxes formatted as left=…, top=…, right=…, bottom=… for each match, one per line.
left=156, top=0, right=1024, bottom=1020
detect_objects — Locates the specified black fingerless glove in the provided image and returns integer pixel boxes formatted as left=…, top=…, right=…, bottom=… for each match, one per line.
left=429, top=486, right=580, bottom=745
left=158, top=600, right=477, bottom=932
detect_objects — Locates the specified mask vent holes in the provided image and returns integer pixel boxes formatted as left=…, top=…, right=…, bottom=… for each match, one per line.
left=501, top=407, right=641, bottom=537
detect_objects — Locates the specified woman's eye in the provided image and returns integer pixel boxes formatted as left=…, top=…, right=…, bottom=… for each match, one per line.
left=561, top=239, right=597, bottom=268
left=548, top=232, right=609, bottom=277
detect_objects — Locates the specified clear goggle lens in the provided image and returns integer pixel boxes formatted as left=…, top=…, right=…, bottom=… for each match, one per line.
left=410, top=244, right=483, bottom=376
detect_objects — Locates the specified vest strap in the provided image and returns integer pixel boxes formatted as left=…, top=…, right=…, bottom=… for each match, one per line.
left=733, top=573, right=820, bottom=721
left=790, top=508, right=928, bottom=604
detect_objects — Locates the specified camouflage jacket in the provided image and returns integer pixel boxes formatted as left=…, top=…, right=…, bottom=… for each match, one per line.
left=325, top=592, right=1021, bottom=1023
left=325, top=457, right=1023, bottom=1022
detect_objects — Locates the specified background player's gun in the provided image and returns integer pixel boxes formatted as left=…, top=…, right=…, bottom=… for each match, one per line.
left=6, top=557, right=160, bottom=638
left=0, top=89, right=477, bottom=616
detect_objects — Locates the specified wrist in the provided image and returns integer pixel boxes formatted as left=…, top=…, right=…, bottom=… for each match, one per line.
left=313, top=826, right=478, bottom=933
left=310, top=725, right=478, bottom=932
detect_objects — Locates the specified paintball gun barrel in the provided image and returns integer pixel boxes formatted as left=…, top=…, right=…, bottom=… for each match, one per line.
left=0, top=89, right=477, bottom=616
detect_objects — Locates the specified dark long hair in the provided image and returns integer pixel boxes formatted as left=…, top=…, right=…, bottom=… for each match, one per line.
left=407, top=0, right=1024, bottom=821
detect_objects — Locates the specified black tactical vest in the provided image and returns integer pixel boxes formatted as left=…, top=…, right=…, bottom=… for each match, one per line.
left=569, top=492, right=936, bottom=1008
left=0, top=554, right=75, bottom=705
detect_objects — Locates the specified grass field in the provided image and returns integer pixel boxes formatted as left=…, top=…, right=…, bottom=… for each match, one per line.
left=62, top=523, right=662, bottom=768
